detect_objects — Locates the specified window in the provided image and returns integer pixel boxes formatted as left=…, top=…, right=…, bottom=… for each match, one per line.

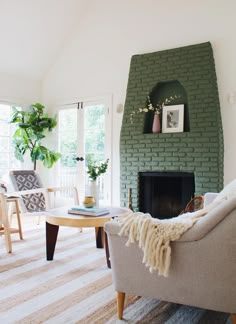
left=0, top=103, right=21, bottom=178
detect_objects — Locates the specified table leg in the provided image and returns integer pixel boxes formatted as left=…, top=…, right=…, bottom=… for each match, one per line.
left=95, top=227, right=105, bottom=248
left=104, top=232, right=111, bottom=268
left=95, top=227, right=111, bottom=268
left=46, top=221, right=59, bottom=260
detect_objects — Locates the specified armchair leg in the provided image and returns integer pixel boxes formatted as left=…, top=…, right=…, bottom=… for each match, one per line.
left=117, top=291, right=125, bottom=319
left=231, top=314, right=236, bottom=324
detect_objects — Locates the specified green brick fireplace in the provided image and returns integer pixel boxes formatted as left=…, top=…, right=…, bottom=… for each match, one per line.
left=120, top=42, right=224, bottom=210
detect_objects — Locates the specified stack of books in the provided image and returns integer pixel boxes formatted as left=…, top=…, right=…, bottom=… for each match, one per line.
left=68, top=205, right=110, bottom=216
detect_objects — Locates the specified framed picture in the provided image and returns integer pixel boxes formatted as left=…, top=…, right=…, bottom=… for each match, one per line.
left=162, top=104, right=184, bottom=133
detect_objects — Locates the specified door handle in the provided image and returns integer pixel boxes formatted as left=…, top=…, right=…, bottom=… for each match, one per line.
left=75, top=157, right=84, bottom=162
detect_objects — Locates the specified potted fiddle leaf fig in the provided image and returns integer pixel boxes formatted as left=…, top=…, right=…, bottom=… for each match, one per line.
left=10, top=103, right=61, bottom=170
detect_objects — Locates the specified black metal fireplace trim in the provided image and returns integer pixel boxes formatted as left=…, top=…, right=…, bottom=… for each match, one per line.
left=139, top=171, right=194, bottom=178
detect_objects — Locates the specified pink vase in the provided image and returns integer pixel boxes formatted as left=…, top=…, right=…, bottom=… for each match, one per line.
left=152, top=113, right=161, bottom=133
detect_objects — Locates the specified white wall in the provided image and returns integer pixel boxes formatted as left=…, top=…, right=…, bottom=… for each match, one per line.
left=0, top=73, right=41, bottom=171
left=0, top=73, right=41, bottom=106
left=42, top=0, right=236, bottom=204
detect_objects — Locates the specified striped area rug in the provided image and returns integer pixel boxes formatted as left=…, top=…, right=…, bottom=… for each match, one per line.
left=0, top=216, right=231, bottom=323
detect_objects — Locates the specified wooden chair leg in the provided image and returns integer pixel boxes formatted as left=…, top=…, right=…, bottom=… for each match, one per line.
left=2, top=221, right=12, bottom=253
left=1, top=194, right=12, bottom=253
left=14, top=200, right=23, bottom=239
left=5, top=237, right=12, bottom=253
left=117, top=291, right=125, bottom=320
left=231, top=314, right=236, bottom=324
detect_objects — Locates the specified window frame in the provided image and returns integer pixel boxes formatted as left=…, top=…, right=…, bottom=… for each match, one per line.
left=0, top=100, right=23, bottom=179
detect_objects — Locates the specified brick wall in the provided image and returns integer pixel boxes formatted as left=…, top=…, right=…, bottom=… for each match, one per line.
left=120, top=42, right=224, bottom=210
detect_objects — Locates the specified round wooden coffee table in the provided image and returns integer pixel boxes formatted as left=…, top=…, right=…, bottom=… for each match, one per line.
left=45, top=206, right=130, bottom=268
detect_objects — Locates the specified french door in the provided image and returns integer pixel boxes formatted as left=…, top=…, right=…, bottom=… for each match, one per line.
left=58, top=97, right=111, bottom=205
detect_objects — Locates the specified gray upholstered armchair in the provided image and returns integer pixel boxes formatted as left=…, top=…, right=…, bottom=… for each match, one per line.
left=104, top=192, right=236, bottom=322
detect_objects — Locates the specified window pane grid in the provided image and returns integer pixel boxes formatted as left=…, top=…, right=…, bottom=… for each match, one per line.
left=58, top=109, right=78, bottom=170
left=0, top=103, right=21, bottom=179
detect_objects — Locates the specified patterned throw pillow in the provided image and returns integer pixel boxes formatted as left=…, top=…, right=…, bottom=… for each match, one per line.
left=10, top=170, right=46, bottom=212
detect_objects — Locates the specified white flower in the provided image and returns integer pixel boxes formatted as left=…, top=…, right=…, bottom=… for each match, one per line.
left=129, top=94, right=180, bottom=123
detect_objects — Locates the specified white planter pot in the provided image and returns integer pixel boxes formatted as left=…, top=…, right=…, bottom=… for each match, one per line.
left=89, top=180, right=99, bottom=206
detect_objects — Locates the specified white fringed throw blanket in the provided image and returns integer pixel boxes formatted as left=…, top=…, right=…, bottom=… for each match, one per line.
left=118, top=207, right=213, bottom=277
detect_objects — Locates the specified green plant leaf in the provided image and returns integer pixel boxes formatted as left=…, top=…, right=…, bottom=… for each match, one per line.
left=42, top=150, right=61, bottom=168
left=10, top=103, right=61, bottom=169
left=32, top=103, right=45, bottom=110
left=86, top=158, right=109, bottom=181
left=19, top=123, right=31, bottom=129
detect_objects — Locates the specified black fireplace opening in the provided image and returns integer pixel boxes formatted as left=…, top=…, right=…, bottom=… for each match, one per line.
left=139, top=171, right=195, bottom=219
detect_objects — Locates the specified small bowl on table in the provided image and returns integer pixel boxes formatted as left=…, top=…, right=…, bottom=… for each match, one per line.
left=82, top=196, right=96, bottom=208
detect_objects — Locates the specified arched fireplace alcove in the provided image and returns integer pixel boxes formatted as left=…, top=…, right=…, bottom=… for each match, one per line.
left=144, top=80, right=190, bottom=134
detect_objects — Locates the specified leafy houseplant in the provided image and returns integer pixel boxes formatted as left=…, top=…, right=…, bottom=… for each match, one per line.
left=87, top=158, right=109, bottom=181
left=10, top=103, right=61, bottom=170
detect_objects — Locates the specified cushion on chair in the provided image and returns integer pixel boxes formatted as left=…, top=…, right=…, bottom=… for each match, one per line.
left=10, top=170, right=46, bottom=212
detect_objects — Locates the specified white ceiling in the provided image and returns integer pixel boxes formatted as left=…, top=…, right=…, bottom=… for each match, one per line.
left=0, top=0, right=88, bottom=81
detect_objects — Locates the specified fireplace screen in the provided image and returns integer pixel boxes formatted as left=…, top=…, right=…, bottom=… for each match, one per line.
left=139, top=171, right=195, bottom=219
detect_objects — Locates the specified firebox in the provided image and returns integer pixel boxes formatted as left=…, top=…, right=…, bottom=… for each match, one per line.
left=139, top=171, right=195, bottom=219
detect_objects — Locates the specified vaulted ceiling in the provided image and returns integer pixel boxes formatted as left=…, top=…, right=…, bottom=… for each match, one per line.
left=0, top=0, right=89, bottom=81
